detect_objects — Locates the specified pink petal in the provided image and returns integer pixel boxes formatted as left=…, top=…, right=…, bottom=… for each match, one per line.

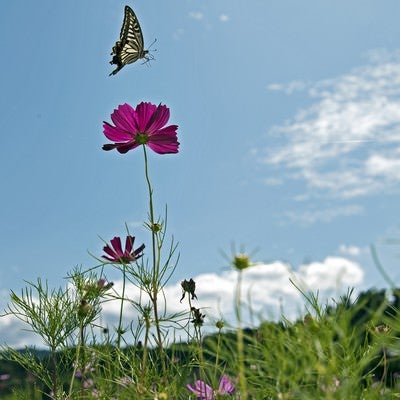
left=133, top=243, right=145, bottom=257
left=110, top=104, right=137, bottom=132
left=116, top=142, right=140, bottom=154
left=103, top=122, right=132, bottom=142
left=110, top=237, right=123, bottom=257
left=148, top=135, right=178, bottom=144
left=186, top=384, right=198, bottom=395
left=102, top=143, right=121, bottom=151
left=189, top=381, right=214, bottom=399
left=152, top=124, right=178, bottom=137
left=218, top=375, right=235, bottom=395
left=149, top=133, right=178, bottom=145
left=125, top=236, right=134, bottom=253
left=102, top=247, right=117, bottom=260
left=145, top=104, right=170, bottom=133
left=147, top=125, right=179, bottom=154
left=147, top=142, right=179, bottom=154
left=135, top=102, right=158, bottom=132
left=103, top=242, right=121, bottom=261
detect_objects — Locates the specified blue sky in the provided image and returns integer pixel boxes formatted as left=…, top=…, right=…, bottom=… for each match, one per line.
left=1, top=1, right=400, bottom=345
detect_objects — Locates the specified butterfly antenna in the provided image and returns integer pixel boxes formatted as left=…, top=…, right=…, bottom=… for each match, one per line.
left=143, top=39, right=157, bottom=65
left=148, top=38, right=157, bottom=50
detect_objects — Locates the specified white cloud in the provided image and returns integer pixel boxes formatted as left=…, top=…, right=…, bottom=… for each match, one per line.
left=0, top=314, right=45, bottom=348
left=338, top=244, right=362, bottom=256
left=0, top=257, right=364, bottom=348
left=267, top=80, right=308, bottom=94
left=188, top=11, right=204, bottom=21
left=263, top=50, right=400, bottom=199
left=219, top=14, right=230, bottom=22
left=296, top=257, right=364, bottom=291
left=263, top=177, right=283, bottom=186
left=172, top=28, right=184, bottom=40
left=365, top=154, right=400, bottom=179
left=282, top=204, right=364, bottom=225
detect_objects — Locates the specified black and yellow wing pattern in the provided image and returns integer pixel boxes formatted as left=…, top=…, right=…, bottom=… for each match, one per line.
left=109, top=6, right=149, bottom=76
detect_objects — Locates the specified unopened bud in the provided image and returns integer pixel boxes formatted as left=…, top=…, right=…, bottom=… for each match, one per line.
left=233, top=253, right=250, bottom=270
left=216, top=320, right=225, bottom=330
left=78, top=299, right=91, bottom=318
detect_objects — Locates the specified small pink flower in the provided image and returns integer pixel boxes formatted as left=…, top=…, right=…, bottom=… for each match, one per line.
left=117, top=376, right=133, bottom=387
left=97, top=278, right=113, bottom=290
left=218, top=375, right=236, bottom=395
left=187, top=375, right=236, bottom=399
left=186, top=380, right=214, bottom=400
left=83, top=378, right=94, bottom=389
left=102, top=236, right=145, bottom=264
left=103, top=102, right=179, bottom=154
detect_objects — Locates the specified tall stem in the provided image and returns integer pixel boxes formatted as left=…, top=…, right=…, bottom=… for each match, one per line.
left=142, top=146, right=164, bottom=360
left=51, top=347, right=58, bottom=399
left=69, top=321, right=83, bottom=398
left=235, top=270, right=247, bottom=400
left=79, top=325, right=86, bottom=400
left=116, top=263, right=127, bottom=350
left=214, top=327, right=222, bottom=380
left=140, top=309, right=151, bottom=384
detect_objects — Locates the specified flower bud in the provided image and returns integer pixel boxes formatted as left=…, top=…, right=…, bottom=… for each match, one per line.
left=78, top=299, right=91, bottom=318
left=216, top=320, right=225, bottom=330
left=233, top=253, right=250, bottom=270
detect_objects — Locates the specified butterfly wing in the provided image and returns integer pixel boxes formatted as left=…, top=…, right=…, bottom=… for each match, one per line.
left=109, top=6, right=149, bottom=76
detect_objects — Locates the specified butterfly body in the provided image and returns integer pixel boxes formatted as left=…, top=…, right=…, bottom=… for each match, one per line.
left=109, top=6, right=149, bottom=76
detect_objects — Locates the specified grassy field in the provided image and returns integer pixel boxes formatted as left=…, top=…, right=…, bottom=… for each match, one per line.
left=1, top=285, right=400, bottom=399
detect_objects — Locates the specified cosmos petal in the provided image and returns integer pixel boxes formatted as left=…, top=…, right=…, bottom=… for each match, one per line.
left=110, top=103, right=138, bottom=132
left=135, top=102, right=158, bottom=132
left=103, top=122, right=132, bottom=141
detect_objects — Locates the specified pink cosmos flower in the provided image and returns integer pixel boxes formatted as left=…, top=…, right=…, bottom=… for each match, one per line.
left=218, top=375, right=236, bottom=395
left=102, top=102, right=179, bottom=154
left=186, top=380, right=214, bottom=400
left=187, top=375, right=236, bottom=399
left=102, top=236, right=145, bottom=264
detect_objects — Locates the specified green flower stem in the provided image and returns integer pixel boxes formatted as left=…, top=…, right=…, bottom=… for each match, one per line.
left=214, top=326, right=222, bottom=379
left=50, top=347, right=58, bottom=399
left=79, top=324, right=86, bottom=400
left=142, top=146, right=164, bottom=360
left=116, top=263, right=127, bottom=350
left=68, top=324, right=82, bottom=398
left=187, top=296, right=206, bottom=384
left=140, top=308, right=151, bottom=383
left=69, top=317, right=87, bottom=399
left=235, top=270, right=248, bottom=400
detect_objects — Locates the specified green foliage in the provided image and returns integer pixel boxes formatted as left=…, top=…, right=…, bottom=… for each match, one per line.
left=1, top=287, right=400, bottom=399
left=6, top=279, right=79, bottom=350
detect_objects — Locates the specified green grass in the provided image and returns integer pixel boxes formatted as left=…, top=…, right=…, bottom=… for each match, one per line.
left=1, top=287, right=400, bottom=399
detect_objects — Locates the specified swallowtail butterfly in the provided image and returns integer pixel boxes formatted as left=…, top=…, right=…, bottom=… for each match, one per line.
left=109, top=6, right=151, bottom=76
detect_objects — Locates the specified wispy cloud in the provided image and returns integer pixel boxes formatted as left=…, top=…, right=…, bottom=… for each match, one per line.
left=282, top=204, right=364, bottom=225
left=0, top=257, right=363, bottom=348
left=263, top=49, right=400, bottom=200
left=0, top=314, right=45, bottom=348
left=267, top=80, right=308, bottom=95
left=188, top=11, right=204, bottom=21
left=172, top=28, right=185, bottom=41
left=338, top=244, right=363, bottom=257
left=219, top=14, right=230, bottom=22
